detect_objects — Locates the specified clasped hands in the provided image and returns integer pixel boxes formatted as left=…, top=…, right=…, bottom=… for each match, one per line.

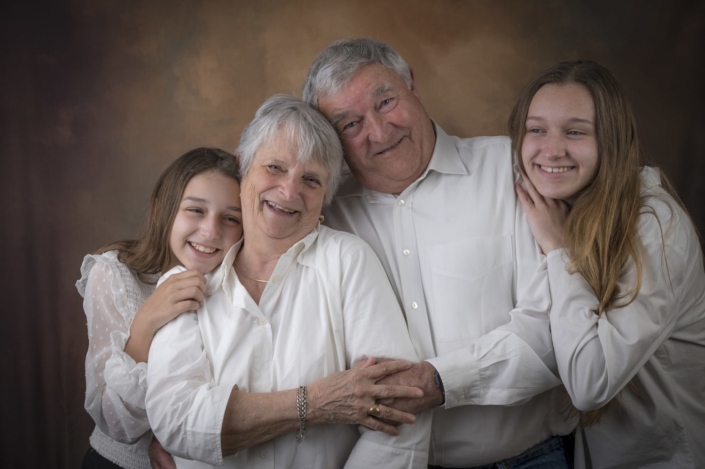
left=308, top=357, right=442, bottom=435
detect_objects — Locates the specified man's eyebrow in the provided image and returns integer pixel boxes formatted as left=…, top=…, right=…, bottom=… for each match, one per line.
left=330, top=111, right=349, bottom=128
left=329, top=84, right=396, bottom=127
left=373, top=84, right=394, bottom=98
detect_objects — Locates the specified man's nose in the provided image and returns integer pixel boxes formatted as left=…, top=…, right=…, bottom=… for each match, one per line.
left=367, top=113, right=388, bottom=143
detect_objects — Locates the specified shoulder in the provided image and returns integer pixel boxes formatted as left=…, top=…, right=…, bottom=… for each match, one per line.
left=313, top=225, right=372, bottom=257
left=449, top=134, right=515, bottom=177
left=453, top=134, right=512, bottom=154
left=302, top=226, right=380, bottom=273
left=76, top=251, right=122, bottom=297
left=77, top=250, right=153, bottom=301
left=637, top=168, right=698, bottom=254
left=452, top=134, right=513, bottom=163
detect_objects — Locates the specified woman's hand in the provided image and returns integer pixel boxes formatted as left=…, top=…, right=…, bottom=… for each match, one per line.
left=148, top=437, right=176, bottom=469
left=307, top=358, right=424, bottom=436
left=125, top=269, right=207, bottom=363
left=515, top=174, right=570, bottom=255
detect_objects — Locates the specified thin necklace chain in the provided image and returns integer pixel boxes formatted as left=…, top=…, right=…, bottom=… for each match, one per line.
left=234, top=261, right=269, bottom=283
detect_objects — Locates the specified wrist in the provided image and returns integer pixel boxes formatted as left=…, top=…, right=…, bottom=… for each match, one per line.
left=433, top=369, right=445, bottom=406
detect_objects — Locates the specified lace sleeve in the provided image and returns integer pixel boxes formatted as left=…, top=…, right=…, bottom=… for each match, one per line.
left=79, top=255, right=151, bottom=444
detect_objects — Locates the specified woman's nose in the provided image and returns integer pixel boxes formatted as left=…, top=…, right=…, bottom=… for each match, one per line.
left=200, top=216, right=220, bottom=240
left=279, top=175, right=299, bottom=200
left=543, top=134, right=567, bottom=160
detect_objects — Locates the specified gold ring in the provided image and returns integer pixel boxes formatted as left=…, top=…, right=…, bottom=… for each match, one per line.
left=368, top=403, right=381, bottom=416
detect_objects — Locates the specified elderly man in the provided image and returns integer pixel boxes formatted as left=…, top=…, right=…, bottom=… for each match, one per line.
left=303, top=38, right=576, bottom=468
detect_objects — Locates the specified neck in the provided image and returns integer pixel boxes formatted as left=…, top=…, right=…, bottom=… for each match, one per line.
left=235, top=226, right=291, bottom=280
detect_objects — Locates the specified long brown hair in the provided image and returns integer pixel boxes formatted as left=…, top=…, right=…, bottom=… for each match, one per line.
left=97, top=147, right=240, bottom=283
left=509, top=61, right=648, bottom=426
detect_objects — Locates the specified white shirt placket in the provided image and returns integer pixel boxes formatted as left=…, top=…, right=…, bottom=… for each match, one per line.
left=393, top=186, right=436, bottom=361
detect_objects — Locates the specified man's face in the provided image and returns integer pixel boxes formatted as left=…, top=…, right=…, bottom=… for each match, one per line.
left=317, top=63, right=436, bottom=194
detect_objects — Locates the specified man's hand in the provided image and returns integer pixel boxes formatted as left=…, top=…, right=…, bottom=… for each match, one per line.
left=149, top=437, right=176, bottom=469
left=376, top=361, right=443, bottom=415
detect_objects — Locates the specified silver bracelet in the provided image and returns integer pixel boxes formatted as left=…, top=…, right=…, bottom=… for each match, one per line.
left=296, top=386, right=307, bottom=443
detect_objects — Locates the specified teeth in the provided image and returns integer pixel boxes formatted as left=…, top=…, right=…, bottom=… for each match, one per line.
left=189, top=242, right=216, bottom=254
left=540, top=165, right=572, bottom=173
left=267, top=201, right=296, bottom=214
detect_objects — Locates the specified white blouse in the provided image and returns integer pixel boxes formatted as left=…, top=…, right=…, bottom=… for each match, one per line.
left=547, top=167, right=705, bottom=468
left=146, top=225, right=431, bottom=469
left=76, top=251, right=158, bottom=469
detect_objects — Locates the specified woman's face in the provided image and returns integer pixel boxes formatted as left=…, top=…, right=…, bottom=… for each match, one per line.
left=169, top=171, right=243, bottom=274
left=521, top=83, right=599, bottom=201
left=240, top=131, right=329, bottom=247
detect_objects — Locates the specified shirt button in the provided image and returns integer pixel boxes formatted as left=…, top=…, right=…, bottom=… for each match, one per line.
left=398, top=199, right=405, bottom=206
left=411, top=301, right=418, bottom=309
left=258, top=319, right=267, bottom=326
left=259, top=450, right=268, bottom=459
left=402, top=249, right=411, bottom=256
left=458, top=395, right=466, bottom=402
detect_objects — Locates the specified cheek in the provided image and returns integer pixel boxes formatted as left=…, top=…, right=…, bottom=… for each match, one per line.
left=304, top=192, right=325, bottom=215
left=240, top=180, right=260, bottom=211
left=168, top=216, right=185, bottom=246
left=520, top=139, right=534, bottom=168
left=342, top=137, right=365, bottom=159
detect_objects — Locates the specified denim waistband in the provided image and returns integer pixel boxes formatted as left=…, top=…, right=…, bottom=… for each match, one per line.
left=429, top=433, right=570, bottom=469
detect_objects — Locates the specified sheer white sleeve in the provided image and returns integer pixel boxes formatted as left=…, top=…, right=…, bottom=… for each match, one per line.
left=78, top=255, right=151, bottom=444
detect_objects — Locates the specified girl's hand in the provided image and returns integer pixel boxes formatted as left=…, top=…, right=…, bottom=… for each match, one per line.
left=148, top=437, right=176, bottom=469
left=515, top=174, right=570, bottom=255
left=125, top=269, right=207, bottom=362
left=306, top=358, right=424, bottom=436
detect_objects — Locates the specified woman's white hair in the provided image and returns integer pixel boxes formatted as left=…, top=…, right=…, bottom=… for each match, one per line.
left=235, top=95, right=343, bottom=205
left=302, top=38, right=412, bottom=109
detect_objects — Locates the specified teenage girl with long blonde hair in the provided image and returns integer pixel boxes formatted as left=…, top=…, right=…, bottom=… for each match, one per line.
left=510, top=61, right=705, bottom=468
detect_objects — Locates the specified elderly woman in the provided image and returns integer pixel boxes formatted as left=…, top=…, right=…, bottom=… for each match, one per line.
left=145, top=95, right=431, bottom=469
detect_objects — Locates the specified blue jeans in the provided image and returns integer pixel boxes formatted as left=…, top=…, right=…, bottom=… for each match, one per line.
left=429, top=434, right=573, bottom=469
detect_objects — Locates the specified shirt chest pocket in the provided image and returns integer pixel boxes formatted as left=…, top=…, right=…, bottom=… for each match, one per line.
left=429, top=236, right=515, bottom=342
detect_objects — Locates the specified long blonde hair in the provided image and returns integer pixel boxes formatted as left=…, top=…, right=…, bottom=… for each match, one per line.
left=509, top=61, right=647, bottom=426
left=97, top=147, right=240, bottom=283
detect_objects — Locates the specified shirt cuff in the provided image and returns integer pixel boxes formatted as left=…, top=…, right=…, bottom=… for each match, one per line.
left=546, top=248, right=569, bottom=271
left=426, top=349, right=480, bottom=409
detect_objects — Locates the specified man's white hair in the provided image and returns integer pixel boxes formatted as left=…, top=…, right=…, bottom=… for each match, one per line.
left=302, top=38, right=412, bottom=109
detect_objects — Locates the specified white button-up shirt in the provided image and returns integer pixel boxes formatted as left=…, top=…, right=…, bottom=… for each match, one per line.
left=548, top=167, right=705, bottom=468
left=146, top=225, right=431, bottom=469
left=324, top=125, right=576, bottom=467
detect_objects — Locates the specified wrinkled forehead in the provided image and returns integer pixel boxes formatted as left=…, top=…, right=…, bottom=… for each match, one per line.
left=324, top=63, right=406, bottom=99
left=265, top=123, right=330, bottom=173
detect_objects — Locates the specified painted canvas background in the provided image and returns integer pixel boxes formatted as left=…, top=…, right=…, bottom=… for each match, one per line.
left=1, top=1, right=703, bottom=467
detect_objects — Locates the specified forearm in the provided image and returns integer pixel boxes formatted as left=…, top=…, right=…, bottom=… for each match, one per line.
left=124, top=317, right=153, bottom=364
left=546, top=246, right=679, bottom=411
left=221, top=387, right=301, bottom=456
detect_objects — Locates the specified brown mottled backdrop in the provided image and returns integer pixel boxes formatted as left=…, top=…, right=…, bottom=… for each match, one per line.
left=1, top=0, right=703, bottom=467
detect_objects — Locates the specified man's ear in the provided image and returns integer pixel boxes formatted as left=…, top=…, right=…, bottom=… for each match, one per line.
left=409, top=68, right=416, bottom=91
